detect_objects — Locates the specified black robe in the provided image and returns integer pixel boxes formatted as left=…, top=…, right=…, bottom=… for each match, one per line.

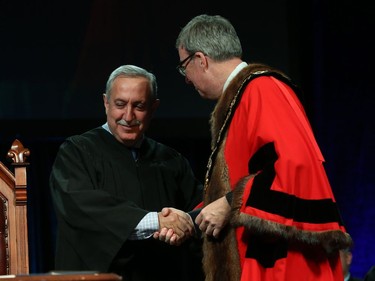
left=50, top=127, right=204, bottom=281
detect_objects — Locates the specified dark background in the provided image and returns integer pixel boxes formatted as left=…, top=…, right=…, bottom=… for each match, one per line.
left=0, top=0, right=374, bottom=278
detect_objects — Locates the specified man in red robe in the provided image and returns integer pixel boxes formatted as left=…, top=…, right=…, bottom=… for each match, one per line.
left=167, top=14, right=352, bottom=281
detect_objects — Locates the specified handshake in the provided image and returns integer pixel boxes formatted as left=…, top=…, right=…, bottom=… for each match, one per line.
left=154, top=196, right=231, bottom=246
left=153, top=207, right=196, bottom=246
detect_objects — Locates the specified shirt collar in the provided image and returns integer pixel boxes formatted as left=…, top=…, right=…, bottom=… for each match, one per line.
left=102, top=122, right=110, bottom=132
left=223, top=61, right=248, bottom=92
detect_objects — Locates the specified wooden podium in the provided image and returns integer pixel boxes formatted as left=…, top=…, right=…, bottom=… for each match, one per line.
left=0, top=273, right=122, bottom=281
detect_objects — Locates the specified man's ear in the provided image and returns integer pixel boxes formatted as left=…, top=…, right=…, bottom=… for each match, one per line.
left=347, top=251, right=353, bottom=265
left=196, top=51, right=208, bottom=68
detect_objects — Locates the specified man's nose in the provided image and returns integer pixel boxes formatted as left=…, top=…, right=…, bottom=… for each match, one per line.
left=123, top=105, right=134, bottom=120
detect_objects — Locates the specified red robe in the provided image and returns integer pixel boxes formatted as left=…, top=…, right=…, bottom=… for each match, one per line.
left=202, top=64, right=352, bottom=281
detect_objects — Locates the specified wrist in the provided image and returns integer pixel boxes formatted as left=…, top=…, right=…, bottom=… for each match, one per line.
left=225, top=192, right=233, bottom=205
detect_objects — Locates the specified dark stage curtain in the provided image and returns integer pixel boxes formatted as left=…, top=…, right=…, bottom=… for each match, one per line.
left=0, top=0, right=373, bottom=279
left=310, top=1, right=374, bottom=278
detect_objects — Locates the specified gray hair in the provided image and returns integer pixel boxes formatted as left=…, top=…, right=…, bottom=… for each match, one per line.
left=105, top=65, right=158, bottom=100
left=176, top=14, right=242, bottom=61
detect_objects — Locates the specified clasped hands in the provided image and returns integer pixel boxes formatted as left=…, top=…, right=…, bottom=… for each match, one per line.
left=154, top=196, right=230, bottom=245
left=154, top=207, right=194, bottom=246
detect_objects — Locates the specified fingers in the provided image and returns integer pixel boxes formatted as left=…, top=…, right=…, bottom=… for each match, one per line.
left=203, top=224, right=222, bottom=238
left=161, top=207, right=171, bottom=216
left=195, top=212, right=203, bottom=226
left=153, top=230, right=176, bottom=242
left=153, top=231, right=160, bottom=239
left=154, top=227, right=183, bottom=246
left=156, top=208, right=196, bottom=245
left=158, top=210, right=194, bottom=239
left=212, top=227, right=221, bottom=238
left=195, top=196, right=231, bottom=238
left=166, top=207, right=195, bottom=235
left=160, top=228, right=174, bottom=243
left=168, top=213, right=190, bottom=236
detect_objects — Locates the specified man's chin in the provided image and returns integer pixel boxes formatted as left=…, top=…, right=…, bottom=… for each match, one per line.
left=115, top=132, right=138, bottom=145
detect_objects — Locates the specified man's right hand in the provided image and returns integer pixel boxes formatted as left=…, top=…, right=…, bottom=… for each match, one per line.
left=154, top=207, right=195, bottom=245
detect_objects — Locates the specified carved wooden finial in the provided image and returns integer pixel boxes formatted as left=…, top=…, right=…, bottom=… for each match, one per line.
left=7, top=139, right=30, bottom=165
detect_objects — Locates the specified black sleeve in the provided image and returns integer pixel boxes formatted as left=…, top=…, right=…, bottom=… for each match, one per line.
left=225, top=191, right=233, bottom=204
left=188, top=209, right=202, bottom=236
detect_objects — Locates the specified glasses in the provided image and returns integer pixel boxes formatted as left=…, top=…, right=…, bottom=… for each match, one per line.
left=176, top=53, right=196, bottom=76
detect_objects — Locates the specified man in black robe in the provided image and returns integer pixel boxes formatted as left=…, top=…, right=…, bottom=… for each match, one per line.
left=49, top=65, right=204, bottom=281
